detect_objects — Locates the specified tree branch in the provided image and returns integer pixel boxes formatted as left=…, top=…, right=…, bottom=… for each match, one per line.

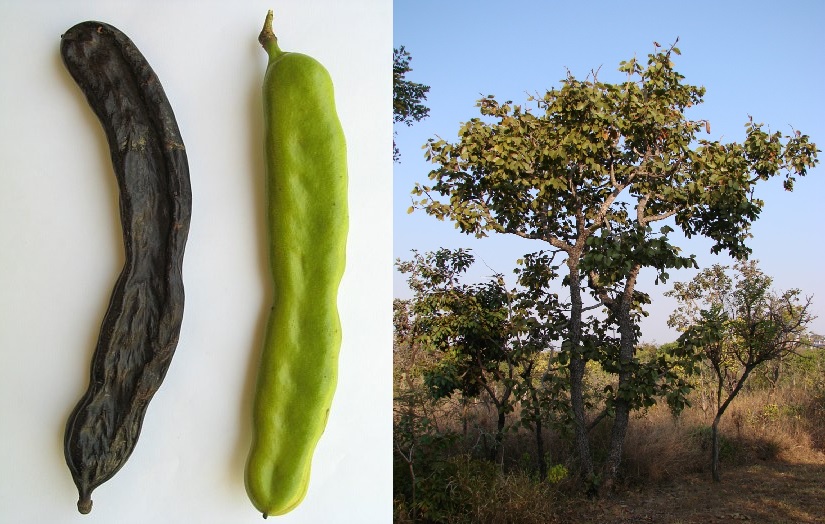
left=588, top=407, right=611, bottom=431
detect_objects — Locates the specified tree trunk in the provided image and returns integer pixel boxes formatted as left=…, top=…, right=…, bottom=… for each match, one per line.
left=711, top=414, right=722, bottom=482
left=605, top=316, right=635, bottom=489
left=534, top=401, right=547, bottom=480
left=603, top=270, right=640, bottom=489
left=710, top=365, right=755, bottom=482
left=570, top=355, right=591, bottom=471
left=604, top=396, right=629, bottom=489
left=462, top=397, right=468, bottom=438
left=408, top=459, right=417, bottom=522
left=768, top=360, right=781, bottom=397
left=524, top=362, right=547, bottom=480
left=536, top=421, right=547, bottom=480
left=567, top=258, right=594, bottom=481
left=491, top=408, right=506, bottom=462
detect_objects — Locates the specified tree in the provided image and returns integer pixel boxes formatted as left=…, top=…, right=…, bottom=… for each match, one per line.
left=396, top=248, right=569, bottom=469
left=393, top=297, right=456, bottom=522
left=394, top=46, right=430, bottom=162
left=668, top=261, right=815, bottom=481
left=412, top=41, right=818, bottom=490
left=396, top=248, right=517, bottom=462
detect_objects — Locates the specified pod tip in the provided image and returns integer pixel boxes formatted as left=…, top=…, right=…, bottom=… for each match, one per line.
left=77, top=496, right=93, bottom=514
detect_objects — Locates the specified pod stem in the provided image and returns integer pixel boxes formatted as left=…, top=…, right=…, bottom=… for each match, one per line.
left=259, top=10, right=283, bottom=60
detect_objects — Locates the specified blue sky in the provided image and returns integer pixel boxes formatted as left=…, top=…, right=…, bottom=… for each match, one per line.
left=393, top=0, right=825, bottom=343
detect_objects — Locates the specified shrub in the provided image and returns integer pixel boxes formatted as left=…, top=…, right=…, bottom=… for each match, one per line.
left=394, top=400, right=463, bottom=523
left=444, top=455, right=568, bottom=524
left=546, top=463, right=569, bottom=484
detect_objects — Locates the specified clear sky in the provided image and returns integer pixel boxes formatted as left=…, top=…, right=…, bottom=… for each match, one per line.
left=393, top=0, right=825, bottom=344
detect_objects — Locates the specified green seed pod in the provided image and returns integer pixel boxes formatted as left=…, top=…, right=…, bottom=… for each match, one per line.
left=245, top=10, right=348, bottom=518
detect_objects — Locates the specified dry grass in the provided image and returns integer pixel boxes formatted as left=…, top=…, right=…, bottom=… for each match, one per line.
left=620, top=385, right=825, bottom=485
left=569, top=385, right=825, bottom=522
left=620, top=409, right=706, bottom=483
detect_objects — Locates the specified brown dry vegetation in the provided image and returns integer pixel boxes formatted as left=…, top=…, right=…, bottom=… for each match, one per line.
left=569, top=459, right=825, bottom=523
left=394, top=362, right=825, bottom=523
left=576, top=387, right=825, bottom=523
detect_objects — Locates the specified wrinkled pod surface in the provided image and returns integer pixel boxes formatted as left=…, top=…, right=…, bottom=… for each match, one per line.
left=60, top=21, right=191, bottom=514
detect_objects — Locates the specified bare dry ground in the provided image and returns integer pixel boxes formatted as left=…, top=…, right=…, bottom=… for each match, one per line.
left=565, top=457, right=825, bottom=524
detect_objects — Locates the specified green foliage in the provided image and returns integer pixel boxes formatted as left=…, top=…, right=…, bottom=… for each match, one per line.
left=393, top=46, right=430, bottom=162
left=394, top=46, right=431, bottom=126
left=587, top=339, right=700, bottom=418
left=397, top=247, right=572, bottom=406
left=412, top=456, right=467, bottom=523
left=393, top=401, right=462, bottom=522
left=415, top=44, right=817, bottom=256
left=780, top=347, right=825, bottom=390
left=397, top=247, right=575, bottom=463
left=669, top=261, right=815, bottom=387
left=582, top=224, right=697, bottom=288
left=546, top=463, right=569, bottom=484
left=398, top=249, right=512, bottom=400
left=758, top=403, right=781, bottom=422
left=520, top=351, right=576, bottom=438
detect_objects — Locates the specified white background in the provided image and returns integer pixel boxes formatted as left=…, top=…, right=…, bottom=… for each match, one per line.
left=0, top=1, right=392, bottom=523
